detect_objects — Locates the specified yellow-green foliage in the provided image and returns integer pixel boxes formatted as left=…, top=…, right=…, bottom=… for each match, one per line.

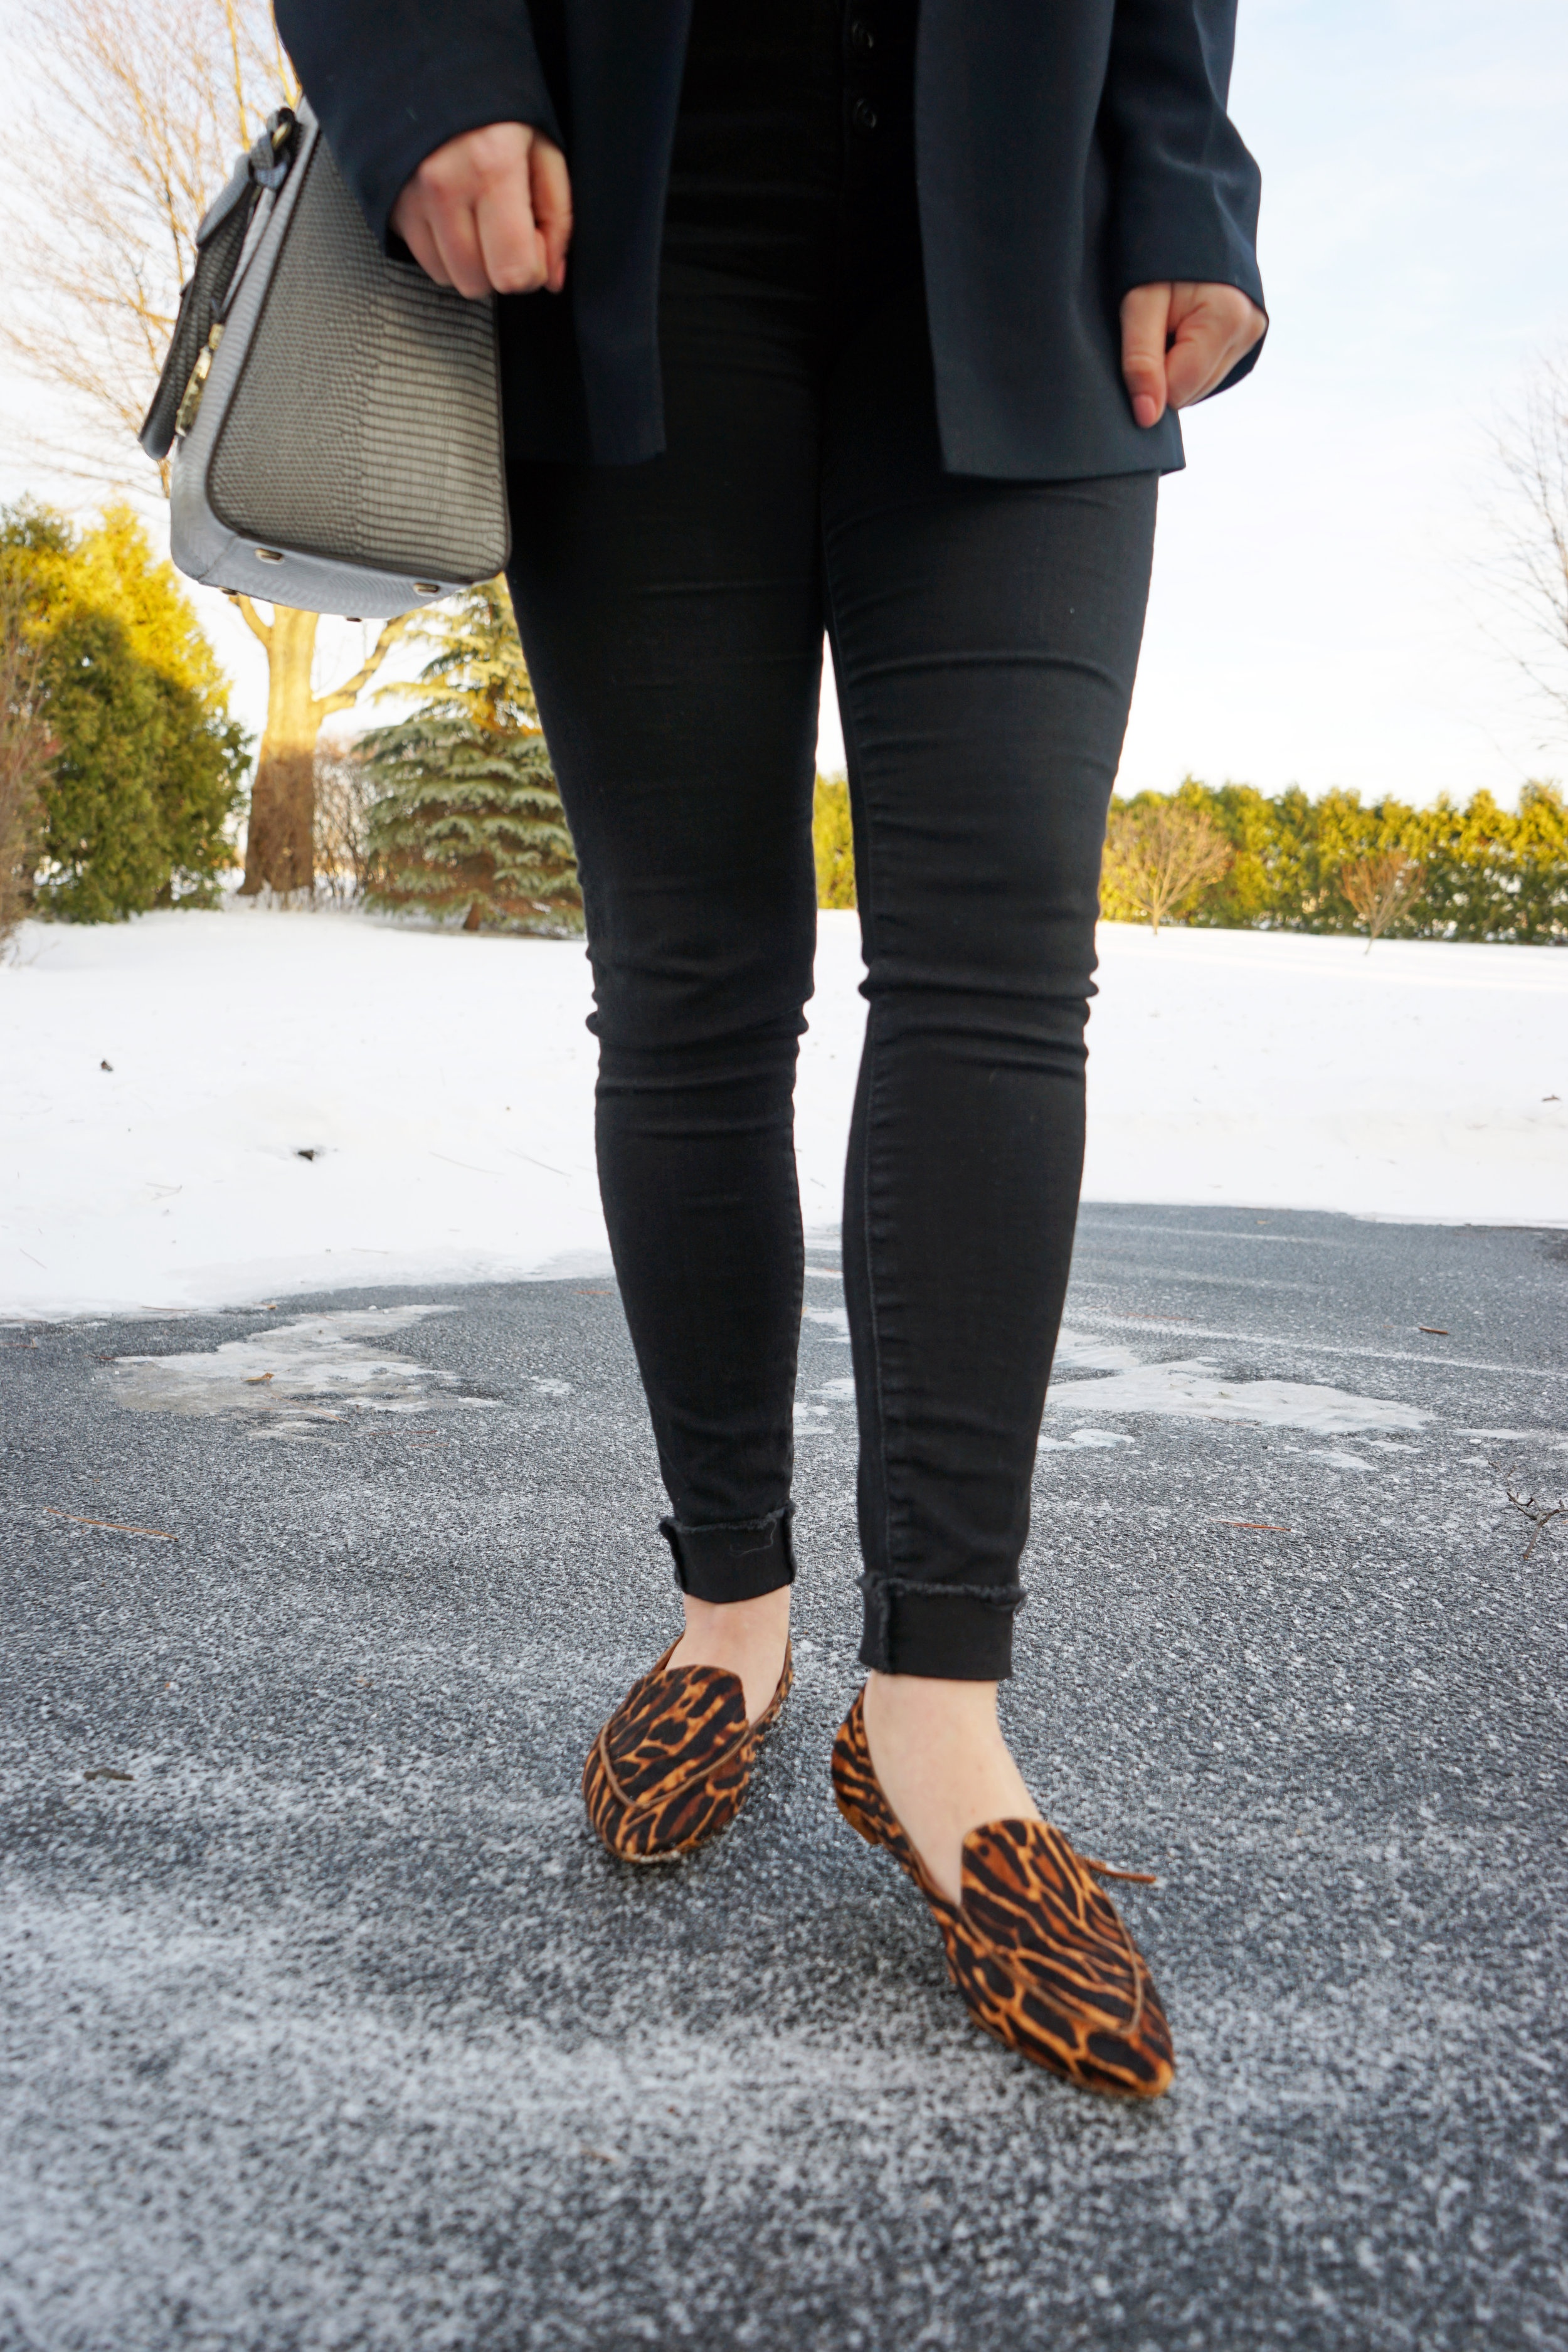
left=1102, top=777, right=1568, bottom=944
left=61, top=506, right=233, bottom=710
left=814, top=774, right=856, bottom=908
left=2, top=501, right=248, bottom=919
left=13, top=504, right=233, bottom=711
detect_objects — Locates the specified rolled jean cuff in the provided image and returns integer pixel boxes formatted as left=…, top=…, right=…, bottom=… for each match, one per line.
left=659, top=1506, right=797, bottom=1604
left=857, top=1574, right=1024, bottom=1682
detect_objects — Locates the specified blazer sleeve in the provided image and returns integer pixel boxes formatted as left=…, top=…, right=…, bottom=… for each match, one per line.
left=1101, top=0, right=1266, bottom=389
left=274, top=0, right=563, bottom=255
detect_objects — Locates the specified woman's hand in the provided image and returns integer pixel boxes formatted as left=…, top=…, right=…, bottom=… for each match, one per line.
left=1120, top=282, right=1266, bottom=428
left=390, top=122, right=573, bottom=297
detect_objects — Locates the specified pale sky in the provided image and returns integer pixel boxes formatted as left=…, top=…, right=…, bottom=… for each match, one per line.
left=1115, top=0, right=1568, bottom=807
left=4, top=0, right=1565, bottom=809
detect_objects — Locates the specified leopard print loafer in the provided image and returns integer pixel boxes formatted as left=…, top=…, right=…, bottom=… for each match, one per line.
left=831, top=1687, right=1175, bottom=2099
left=583, top=1637, right=793, bottom=1862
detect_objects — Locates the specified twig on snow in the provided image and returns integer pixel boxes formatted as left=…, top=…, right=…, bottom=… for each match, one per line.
left=1503, top=1485, right=1567, bottom=1563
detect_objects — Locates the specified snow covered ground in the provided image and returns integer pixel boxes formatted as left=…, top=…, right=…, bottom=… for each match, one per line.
left=1, top=903, right=1564, bottom=1320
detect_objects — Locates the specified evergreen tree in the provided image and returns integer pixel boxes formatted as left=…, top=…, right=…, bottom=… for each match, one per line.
left=362, top=580, right=580, bottom=933
left=1, top=580, right=54, bottom=944
left=0, top=502, right=248, bottom=920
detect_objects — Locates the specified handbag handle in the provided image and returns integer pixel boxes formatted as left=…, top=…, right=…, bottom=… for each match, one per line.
left=139, top=110, right=299, bottom=463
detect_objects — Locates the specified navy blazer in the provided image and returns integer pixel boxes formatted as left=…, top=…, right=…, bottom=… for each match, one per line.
left=276, top=0, right=1264, bottom=481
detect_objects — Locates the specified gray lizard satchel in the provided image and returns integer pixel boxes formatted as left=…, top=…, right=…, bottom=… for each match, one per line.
left=141, top=103, right=509, bottom=619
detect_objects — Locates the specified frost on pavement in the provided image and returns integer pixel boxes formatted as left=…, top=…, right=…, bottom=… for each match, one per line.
left=100, top=1306, right=491, bottom=1434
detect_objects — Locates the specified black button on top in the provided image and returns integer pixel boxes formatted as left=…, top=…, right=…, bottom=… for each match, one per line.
left=852, top=97, right=879, bottom=131
left=850, top=18, right=875, bottom=53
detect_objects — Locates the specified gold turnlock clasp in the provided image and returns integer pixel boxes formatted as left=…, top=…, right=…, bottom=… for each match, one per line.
left=174, top=321, right=224, bottom=438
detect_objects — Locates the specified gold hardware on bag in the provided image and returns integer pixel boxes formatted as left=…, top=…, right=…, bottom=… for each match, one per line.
left=413, top=581, right=442, bottom=596
left=173, top=322, right=225, bottom=439
left=253, top=547, right=285, bottom=563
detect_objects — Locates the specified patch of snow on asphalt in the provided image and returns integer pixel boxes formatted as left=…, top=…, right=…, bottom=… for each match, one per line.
left=1051, top=1328, right=1147, bottom=1374
left=1046, top=1360, right=1429, bottom=1436
left=797, top=1342, right=1419, bottom=1451
left=2, top=903, right=1564, bottom=1317
left=105, top=1305, right=471, bottom=1431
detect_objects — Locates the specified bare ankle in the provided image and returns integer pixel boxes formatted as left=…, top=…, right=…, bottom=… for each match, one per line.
left=860, top=1670, right=1036, bottom=1905
left=864, top=1669, right=1004, bottom=1742
left=669, top=1586, right=791, bottom=1724
left=680, top=1586, right=792, bottom=1647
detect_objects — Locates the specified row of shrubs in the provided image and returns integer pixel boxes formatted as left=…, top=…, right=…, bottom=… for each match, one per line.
left=813, top=773, right=1568, bottom=943
left=1102, top=777, right=1568, bottom=943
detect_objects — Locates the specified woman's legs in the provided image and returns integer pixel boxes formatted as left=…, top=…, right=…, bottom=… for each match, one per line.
left=506, top=267, right=826, bottom=1713
left=820, top=294, right=1158, bottom=1894
left=510, top=283, right=1154, bottom=1769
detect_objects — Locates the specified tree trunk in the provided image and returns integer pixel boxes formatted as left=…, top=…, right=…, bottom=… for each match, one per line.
left=241, top=605, right=320, bottom=894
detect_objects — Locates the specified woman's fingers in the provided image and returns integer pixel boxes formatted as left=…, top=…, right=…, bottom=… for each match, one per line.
left=430, top=122, right=536, bottom=296
left=390, top=121, right=573, bottom=299
left=530, top=135, right=574, bottom=294
left=1162, top=283, right=1268, bottom=410
left=393, top=208, right=453, bottom=288
left=1121, top=280, right=1268, bottom=425
left=427, top=198, right=494, bottom=300
left=1119, top=283, right=1173, bottom=428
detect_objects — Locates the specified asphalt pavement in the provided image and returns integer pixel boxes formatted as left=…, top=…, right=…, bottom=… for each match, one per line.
left=3, top=1205, right=1567, bottom=2351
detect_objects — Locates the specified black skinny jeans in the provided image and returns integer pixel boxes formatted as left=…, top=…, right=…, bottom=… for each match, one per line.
left=506, top=0, right=1157, bottom=1680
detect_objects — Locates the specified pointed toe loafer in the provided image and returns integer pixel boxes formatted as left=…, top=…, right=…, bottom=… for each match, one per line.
left=830, top=1686, right=1175, bottom=2098
left=583, top=1637, right=793, bottom=1862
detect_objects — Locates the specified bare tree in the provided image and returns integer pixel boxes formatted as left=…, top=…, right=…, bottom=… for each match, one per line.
left=1101, top=802, right=1232, bottom=936
left=1488, top=353, right=1568, bottom=736
left=0, top=581, right=56, bottom=946
left=312, top=741, right=379, bottom=905
left=231, top=603, right=410, bottom=893
left=1340, top=849, right=1424, bottom=951
left=3, top=0, right=410, bottom=894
